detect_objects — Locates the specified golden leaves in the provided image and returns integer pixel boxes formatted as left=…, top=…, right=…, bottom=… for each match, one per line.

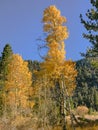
left=43, top=24, right=53, bottom=32
left=35, top=5, right=77, bottom=95
left=5, top=54, right=32, bottom=109
left=46, top=26, right=68, bottom=43
left=43, top=5, right=68, bottom=44
left=43, top=5, right=68, bottom=65
left=43, top=5, right=66, bottom=25
left=63, top=61, right=77, bottom=94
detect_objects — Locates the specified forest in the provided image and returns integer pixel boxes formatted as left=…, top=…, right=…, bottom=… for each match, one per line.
left=0, top=0, right=98, bottom=130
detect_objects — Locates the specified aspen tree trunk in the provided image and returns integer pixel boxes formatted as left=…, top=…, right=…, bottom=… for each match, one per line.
left=38, top=85, right=41, bottom=116
left=38, top=83, right=42, bottom=128
left=44, top=86, right=47, bottom=130
left=60, top=80, right=66, bottom=130
left=43, top=75, right=48, bottom=130
left=43, top=75, right=49, bottom=130
left=4, top=92, right=7, bottom=119
left=64, top=82, right=75, bottom=130
left=15, top=88, right=18, bottom=117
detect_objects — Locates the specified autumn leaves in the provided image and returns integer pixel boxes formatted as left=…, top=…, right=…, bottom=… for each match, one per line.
left=41, top=6, right=77, bottom=93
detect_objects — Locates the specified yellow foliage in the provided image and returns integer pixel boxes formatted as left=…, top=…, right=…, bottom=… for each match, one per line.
left=36, top=5, right=77, bottom=95
left=42, top=5, right=68, bottom=64
left=43, top=5, right=66, bottom=26
left=63, top=60, right=77, bottom=94
left=34, top=5, right=77, bottom=97
left=5, top=54, right=32, bottom=111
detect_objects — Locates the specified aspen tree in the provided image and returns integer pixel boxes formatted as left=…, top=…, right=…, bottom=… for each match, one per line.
left=34, top=6, right=77, bottom=130
left=42, top=5, right=77, bottom=91
left=37, top=5, right=77, bottom=130
left=4, top=54, right=32, bottom=117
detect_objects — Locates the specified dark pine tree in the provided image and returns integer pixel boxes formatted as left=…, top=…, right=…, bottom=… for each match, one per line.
left=80, top=0, right=98, bottom=57
left=73, top=59, right=98, bottom=110
left=0, top=44, right=13, bottom=116
left=0, top=44, right=13, bottom=83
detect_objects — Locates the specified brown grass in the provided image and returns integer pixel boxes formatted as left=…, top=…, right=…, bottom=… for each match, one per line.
left=1, top=114, right=98, bottom=130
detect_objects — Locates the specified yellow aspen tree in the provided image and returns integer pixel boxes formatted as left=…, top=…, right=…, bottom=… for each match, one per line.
left=39, top=5, right=77, bottom=130
left=41, top=5, right=68, bottom=78
left=4, top=54, right=32, bottom=117
left=33, top=6, right=77, bottom=130
left=41, top=5, right=77, bottom=93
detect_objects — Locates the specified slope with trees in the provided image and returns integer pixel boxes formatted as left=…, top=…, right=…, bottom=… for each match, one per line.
left=1, top=1, right=98, bottom=129
left=73, top=59, right=98, bottom=111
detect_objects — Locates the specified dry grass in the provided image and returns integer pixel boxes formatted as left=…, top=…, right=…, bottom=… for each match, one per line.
left=1, top=114, right=98, bottom=130
left=51, top=125, right=98, bottom=130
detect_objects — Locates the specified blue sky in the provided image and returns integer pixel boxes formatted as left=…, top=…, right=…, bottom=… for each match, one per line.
left=0, top=0, right=91, bottom=61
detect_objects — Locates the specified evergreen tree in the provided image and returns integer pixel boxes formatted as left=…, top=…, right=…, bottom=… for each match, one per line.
left=80, top=0, right=98, bottom=55
left=27, top=60, right=40, bottom=72
left=73, top=59, right=98, bottom=110
left=94, top=89, right=98, bottom=110
left=0, top=44, right=13, bottom=84
left=78, top=0, right=98, bottom=110
left=0, top=44, right=13, bottom=116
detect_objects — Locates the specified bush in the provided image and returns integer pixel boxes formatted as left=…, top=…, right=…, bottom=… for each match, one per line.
left=76, top=106, right=89, bottom=117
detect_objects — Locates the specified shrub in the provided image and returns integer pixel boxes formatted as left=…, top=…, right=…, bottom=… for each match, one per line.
left=76, top=106, right=89, bottom=117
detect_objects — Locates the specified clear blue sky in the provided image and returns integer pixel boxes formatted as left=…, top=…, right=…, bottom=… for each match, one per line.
left=0, top=0, right=91, bottom=61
